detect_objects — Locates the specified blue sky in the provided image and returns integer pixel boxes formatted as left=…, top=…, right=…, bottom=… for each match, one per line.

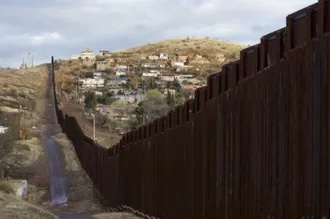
left=0, top=0, right=317, bottom=68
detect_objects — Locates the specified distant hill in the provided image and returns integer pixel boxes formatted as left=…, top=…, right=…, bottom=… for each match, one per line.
left=55, top=37, right=246, bottom=85
left=120, top=37, right=245, bottom=59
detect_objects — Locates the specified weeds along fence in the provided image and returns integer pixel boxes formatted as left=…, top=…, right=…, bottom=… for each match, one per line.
left=52, top=0, right=330, bottom=218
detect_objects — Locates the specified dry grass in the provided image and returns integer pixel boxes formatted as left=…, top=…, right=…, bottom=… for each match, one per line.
left=120, top=37, right=246, bottom=58
left=0, top=181, right=15, bottom=194
left=0, top=191, right=58, bottom=219
left=0, top=65, right=48, bottom=99
left=53, top=59, right=81, bottom=84
left=6, top=137, right=42, bottom=168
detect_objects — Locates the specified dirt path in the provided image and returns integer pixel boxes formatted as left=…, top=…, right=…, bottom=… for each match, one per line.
left=47, top=66, right=141, bottom=218
left=0, top=65, right=141, bottom=218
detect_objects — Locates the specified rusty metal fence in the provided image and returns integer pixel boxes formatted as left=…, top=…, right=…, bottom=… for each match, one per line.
left=51, top=0, right=330, bottom=218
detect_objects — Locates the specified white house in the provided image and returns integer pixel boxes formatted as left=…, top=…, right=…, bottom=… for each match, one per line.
left=176, top=74, right=194, bottom=80
left=93, top=72, right=103, bottom=78
left=171, top=61, right=185, bottom=67
left=142, top=72, right=159, bottom=77
left=80, top=49, right=95, bottom=60
left=0, top=125, right=8, bottom=134
left=141, top=63, right=157, bottom=68
left=116, top=65, right=128, bottom=70
left=96, top=60, right=111, bottom=71
left=159, top=74, right=176, bottom=82
left=79, top=78, right=105, bottom=88
left=116, top=71, right=126, bottom=76
left=94, top=91, right=103, bottom=96
left=113, top=94, right=145, bottom=104
left=148, top=55, right=159, bottom=60
left=159, top=64, right=166, bottom=68
left=159, top=52, right=168, bottom=60
left=149, top=69, right=160, bottom=74
left=175, top=66, right=188, bottom=72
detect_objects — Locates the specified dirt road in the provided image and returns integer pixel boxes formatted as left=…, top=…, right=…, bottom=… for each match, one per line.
left=46, top=66, right=140, bottom=218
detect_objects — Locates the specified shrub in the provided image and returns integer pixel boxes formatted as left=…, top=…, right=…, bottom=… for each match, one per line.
left=0, top=181, right=14, bottom=194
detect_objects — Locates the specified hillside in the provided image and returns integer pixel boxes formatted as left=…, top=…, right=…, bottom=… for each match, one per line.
left=120, top=37, right=245, bottom=59
left=56, top=37, right=246, bottom=84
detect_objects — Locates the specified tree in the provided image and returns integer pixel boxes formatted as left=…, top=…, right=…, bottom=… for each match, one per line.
left=130, top=89, right=169, bottom=128
left=172, top=79, right=181, bottom=92
left=84, top=92, right=97, bottom=109
left=166, top=92, right=175, bottom=106
left=117, top=90, right=125, bottom=95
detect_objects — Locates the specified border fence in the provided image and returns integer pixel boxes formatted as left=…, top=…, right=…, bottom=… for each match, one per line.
left=52, top=0, right=330, bottom=218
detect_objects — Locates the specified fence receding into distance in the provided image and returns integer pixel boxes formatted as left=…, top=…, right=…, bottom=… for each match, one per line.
left=52, top=0, right=330, bottom=218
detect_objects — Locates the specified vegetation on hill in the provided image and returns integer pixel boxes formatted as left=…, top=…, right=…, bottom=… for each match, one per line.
left=56, top=37, right=246, bottom=83
left=120, top=37, right=245, bottom=59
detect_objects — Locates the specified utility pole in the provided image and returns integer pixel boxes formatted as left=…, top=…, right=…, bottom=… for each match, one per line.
left=28, top=53, right=30, bottom=68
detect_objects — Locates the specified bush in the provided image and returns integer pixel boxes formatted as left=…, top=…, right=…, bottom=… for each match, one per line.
left=84, top=92, right=97, bottom=109
left=0, top=181, right=14, bottom=194
left=62, top=84, right=74, bottom=94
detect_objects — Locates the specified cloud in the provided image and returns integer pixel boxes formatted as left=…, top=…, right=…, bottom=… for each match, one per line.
left=29, top=32, right=64, bottom=45
left=0, top=0, right=317, bottom=68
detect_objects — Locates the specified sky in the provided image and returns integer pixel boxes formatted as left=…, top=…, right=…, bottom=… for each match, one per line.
left=0, top=0, right=317, bottom=68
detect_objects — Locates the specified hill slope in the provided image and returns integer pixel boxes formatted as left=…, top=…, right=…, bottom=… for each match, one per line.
left=120, top=37, right=245, bottom=59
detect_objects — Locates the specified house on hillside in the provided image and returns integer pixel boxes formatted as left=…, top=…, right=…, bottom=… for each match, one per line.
left=82, top=58, right=96, bottom=67
left=116, top=65, right=128, bottom=70
left=116, top=71, right=126, bottom=76
left=177, top=54, right=189, bottom=62
left=94, top=91, right=103, bottom=96
left=113, top=94, right=145, bottom=104
left=175, top=66, right=188, bottom=72
left=108, top=84, right=123, bottom=94
left=142, top=72, right=159, bottom=77
left=159, top=52, right=168, bottom=60
left=107, top=77, right=128, bottom=86
left=99, top=50, right=111, bottom=57
left=79, top=78, right=105, bottom=88
left=176, top=74, right=194, bottom=80
left=70, top=49, right=95, bottom=60
left=148, top=55, right=159, bottom=60
left=159, top=74, right=176, bottom=82
left=93, top=72, right=103, bottom=78
left=171, top=61, right=185, bottom=67
left=80, top=49, right=96, bottom=60
left=96, top=60, right=111, bottom=71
